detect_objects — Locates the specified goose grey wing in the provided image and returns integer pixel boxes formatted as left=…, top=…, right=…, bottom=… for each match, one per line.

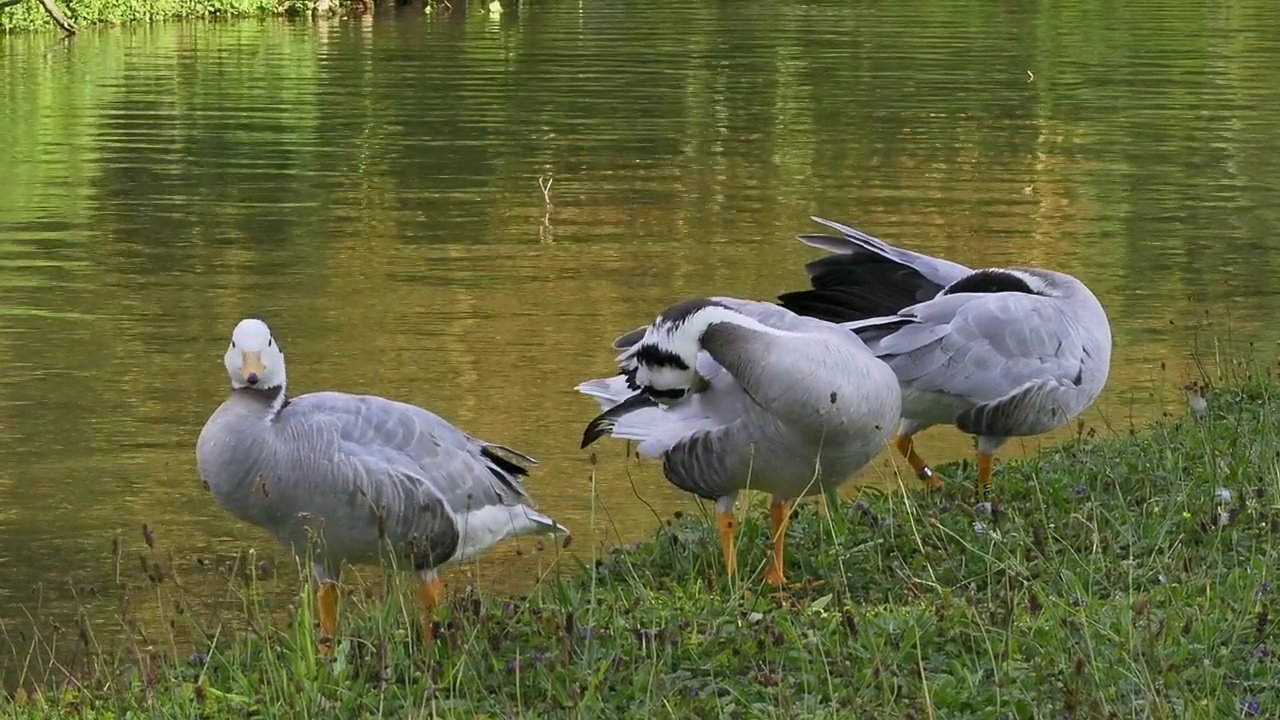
left=698, top=320, right=866, bottom=427
left=613, top=298, right=831, bottom=350
left=802, top=217, right=974, bottom=288
left=869, top=293, right=1090, bottom=431
left=706, top=296, right=848, bottom=336
left=661, top=421, right=753, bottom=501
left=289, top=393, right=533, bottom=511
left=777, top=218, right=975, bottom=325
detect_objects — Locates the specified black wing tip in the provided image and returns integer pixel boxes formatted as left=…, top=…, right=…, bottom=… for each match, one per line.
left=779, top=248, right=947, bottom=323
left=954, top=395, right=1033, bottom=439
left=777, top=288, right=889, bottom=324
left=655, top=297, right=732, bottom=325
left=805, top=216, right=884, bottom=242
left=797, top=231, right=844, bottom=243
left=809, top=215, right=845, bottom=231
left=480, top=445, right=531, bottom=478
left=797, top=229, right=879, bottom=247
left=579, top=392, right=659, bottom=450
left=580, top=415, right=613, bottom=449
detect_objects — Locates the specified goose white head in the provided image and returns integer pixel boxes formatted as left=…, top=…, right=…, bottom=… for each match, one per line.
left=624, top=299, right=736, bottom=401
left=223, top=318, right=286, bottom=390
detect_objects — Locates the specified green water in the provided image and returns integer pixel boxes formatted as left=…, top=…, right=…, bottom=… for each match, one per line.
left=1, top=0, right=1279, bottom=667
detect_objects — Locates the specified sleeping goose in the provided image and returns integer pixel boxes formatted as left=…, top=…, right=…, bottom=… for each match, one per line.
left=776, top=217, right=1113, bottom=497
left=575, top=297, right=901, bottom=587
left=196, top=318, right=570, bottom=653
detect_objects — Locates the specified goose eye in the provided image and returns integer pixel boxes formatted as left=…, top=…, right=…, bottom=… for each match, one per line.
left=268, top=338, right=274, bottom=347
left=231, top=341, right=237, bottom=349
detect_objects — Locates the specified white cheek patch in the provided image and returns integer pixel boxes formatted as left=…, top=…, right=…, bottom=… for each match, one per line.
left=638, top=364, right=693, bottom=392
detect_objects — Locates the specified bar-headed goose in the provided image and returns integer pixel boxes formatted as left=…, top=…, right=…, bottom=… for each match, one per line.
left=575, top=297, right=901, bottom=587
left=777, top=217, right=1113, bottom=497
left=196, top=318, right=569, bottom=653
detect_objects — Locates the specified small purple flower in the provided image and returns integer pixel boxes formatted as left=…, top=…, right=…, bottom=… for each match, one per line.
left=852, top=499, right=869, bottom=512
left=188, top=652, right=208, bottom=668
left=1240, top=697, right=1260, bottom=716
left=1256, top=581, right=1273, bottom=600
left=578, top=627, right=595, bottom=640
left=1069, top=484, right=1088, bottom=499
left=504, top=660, right=518, bottom=675
left=531, top=650, right=545, bottom=665
left=687, top=687, right=699, bottom=697
left=1251, top=644, right=1272, bottom=661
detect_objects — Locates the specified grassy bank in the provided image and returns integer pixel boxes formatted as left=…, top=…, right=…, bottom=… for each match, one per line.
left=1, top=0, right=489, bottom=34
left=3, top=364, right=1280, bottom=718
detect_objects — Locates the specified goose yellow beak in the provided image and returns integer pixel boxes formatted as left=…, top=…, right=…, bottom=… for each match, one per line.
left=240, top=351, right=265, bottom=384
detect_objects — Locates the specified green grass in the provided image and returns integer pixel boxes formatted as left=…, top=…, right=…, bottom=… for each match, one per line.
left=3, top=363, right=1279, bottom=718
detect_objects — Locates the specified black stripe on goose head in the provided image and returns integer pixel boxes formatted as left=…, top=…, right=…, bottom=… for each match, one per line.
left=621, top=365, right=640, bottom=391
left=941, top=269, right=1048, bottom=297
left=634, top=344, right=688, bottom=371
left=627, top=347, right=692, bottom=401
left=655, top=298, right=732, bottom=325
left=618, top=298, right=734, bottom=403
left=620, top=364, right=687, bottom=401
left=619, top=298, right=727, bottom=382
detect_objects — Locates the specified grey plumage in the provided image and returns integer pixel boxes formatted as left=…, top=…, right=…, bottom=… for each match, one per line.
left=198, top=389, right=566, bottom=572
left=576, top=296, right=902, bottom=583
left=844, top=264, right=1109, bottom=442
left=196, top=318, right=569, bottom=645
left=777, top=217, right=1113, bottom=493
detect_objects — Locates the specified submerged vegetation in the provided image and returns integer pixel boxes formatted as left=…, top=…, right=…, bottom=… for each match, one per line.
left=2, top=360, right=1279, bottom=718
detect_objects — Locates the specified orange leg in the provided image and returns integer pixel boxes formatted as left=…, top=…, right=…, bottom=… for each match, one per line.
left=895, top=434, right=942, bottom=490
left=316, top=581, right=338, bottom=656
left=763, top=498, right=792, bottom=586
left=419, top=573, right=444, bottom=644
left=716, top=510, right=738, bottom=578
left=976, top=451, right=994, bottom=497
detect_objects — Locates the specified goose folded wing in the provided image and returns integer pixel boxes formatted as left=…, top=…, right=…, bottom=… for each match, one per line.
left=801, top=217, right=975, bottom=289
left=611, top=297, right=828, bottom=352
left=877, top=293, right=1089, bottom=425
left=707, top=296, right=843, bottom=335
left=293, top=393, right=531, bottom=510
left=696, top=320, right=849, bottom=426
left=660, top=421, right=753, bottom=501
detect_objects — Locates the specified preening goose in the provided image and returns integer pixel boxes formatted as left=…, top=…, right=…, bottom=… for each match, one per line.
left=777, top=217, right=1114, bottom=496
left=196, top=319, right=570, bottom=653
left=575, top=297, right=901, bottom=586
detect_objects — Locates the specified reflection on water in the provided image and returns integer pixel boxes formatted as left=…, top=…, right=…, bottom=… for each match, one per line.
left=1, top=0, right=1279, bottom=667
